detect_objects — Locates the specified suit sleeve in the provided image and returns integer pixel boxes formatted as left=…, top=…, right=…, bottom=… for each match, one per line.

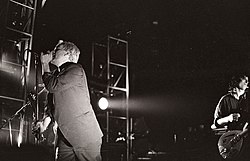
left=42, top=64, right=84, bottom=93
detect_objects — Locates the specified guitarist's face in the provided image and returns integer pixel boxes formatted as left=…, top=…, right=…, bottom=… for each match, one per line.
left=238, top=78, right=248, bottom=91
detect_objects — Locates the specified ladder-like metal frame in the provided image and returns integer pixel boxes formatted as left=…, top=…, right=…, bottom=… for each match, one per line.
left=0, top=0, right=38, bottom=145
left=91, top=35, right=131, bottom=160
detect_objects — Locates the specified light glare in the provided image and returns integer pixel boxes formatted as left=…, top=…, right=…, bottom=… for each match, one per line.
left=98, top=97, right=109, bottom=110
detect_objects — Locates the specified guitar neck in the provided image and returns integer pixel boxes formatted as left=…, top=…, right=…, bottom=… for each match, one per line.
left=238, top=128, right=248, bottom=138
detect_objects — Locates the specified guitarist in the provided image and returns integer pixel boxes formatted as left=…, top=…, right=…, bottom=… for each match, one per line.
left=212, top=74, right=249, bottom=160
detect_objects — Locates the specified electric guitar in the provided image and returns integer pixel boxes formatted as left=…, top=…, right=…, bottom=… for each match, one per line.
left=218, top=128, right=248, bottom=159
left=27, top=92, right=46, bottom=143
left=32, top=120, right=46, bottom=142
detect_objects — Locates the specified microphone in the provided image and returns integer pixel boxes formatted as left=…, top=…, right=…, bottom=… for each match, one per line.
left=24, top=49, right=40, bottom=58
left=25, top=49, right=36, bottom=53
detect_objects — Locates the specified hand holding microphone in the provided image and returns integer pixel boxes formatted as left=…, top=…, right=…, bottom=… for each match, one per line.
left=40, top=51, right=53, bottom=64
left=40, top=51, right=54, bottom=74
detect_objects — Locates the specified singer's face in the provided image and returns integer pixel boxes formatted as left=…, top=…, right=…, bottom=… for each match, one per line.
left=51, top=45, right=69, bottom=66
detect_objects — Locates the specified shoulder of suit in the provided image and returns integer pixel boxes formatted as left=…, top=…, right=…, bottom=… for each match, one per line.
left=64, top=62, right=83, bottom=69
left=66, top=63, right=85, bottom=74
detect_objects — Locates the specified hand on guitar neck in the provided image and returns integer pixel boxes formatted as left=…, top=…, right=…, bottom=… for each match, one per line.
left=32, top=117, right=52, bottom=142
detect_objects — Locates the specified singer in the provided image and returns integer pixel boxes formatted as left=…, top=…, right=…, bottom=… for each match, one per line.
left=212, top=74, right=249, bottom=161
left=35, top=41, right=103, bottom=161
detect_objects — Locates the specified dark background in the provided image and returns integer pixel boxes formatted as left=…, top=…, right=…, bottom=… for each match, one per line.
left=33, top=0, right=250, bottom=152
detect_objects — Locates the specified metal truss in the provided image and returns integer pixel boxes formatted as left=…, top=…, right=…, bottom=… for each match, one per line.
left=91, top=35, right=131, bottom=160
left=0, top=0, right=38, bottom=145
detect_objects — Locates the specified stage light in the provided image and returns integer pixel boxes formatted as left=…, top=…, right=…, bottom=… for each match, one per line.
left=98, top=97, right=109, bottom=110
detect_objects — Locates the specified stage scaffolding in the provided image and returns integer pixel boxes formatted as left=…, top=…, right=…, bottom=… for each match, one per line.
left=91, top=36, right=131, bottom=160
left=0, top=0, right=38, bottom=145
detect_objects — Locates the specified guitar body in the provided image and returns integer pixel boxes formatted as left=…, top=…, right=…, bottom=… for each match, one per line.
left=32, top=120, right=46, bottom=142
left=41, top=122, right=57, bottom=147
left=218, top=130, right=243, bottom=159
left=33, top=121, right=57, bottom=147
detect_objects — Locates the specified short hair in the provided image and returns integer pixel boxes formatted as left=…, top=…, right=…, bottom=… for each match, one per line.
left=56, top=41, right=80, bottom=63
left=228, top=74, right=248, bottom=91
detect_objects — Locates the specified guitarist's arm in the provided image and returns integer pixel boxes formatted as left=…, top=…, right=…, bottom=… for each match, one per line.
left=218, top=113, right=240, bottom=125
left=212, top=113, right=241, bottom=130
left=213, top=113, right=241, bottom=128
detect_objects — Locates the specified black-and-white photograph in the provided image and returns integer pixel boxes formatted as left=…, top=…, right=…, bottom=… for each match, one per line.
left=1, top=0, right=250, bottom=161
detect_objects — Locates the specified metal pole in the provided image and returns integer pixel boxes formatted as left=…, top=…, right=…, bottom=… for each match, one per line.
left=125, top=41, right=130, bottom=161
left=9, top=121, right=13, bottom=146
left=106, top=36, right=110, bottom=143
left=106, top=110, right=109, bottom=143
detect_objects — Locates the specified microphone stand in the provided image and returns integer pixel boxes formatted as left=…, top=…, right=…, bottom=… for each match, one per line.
left=0, top=84, right=45, bottom=128
left=0, top=89, right=46, bottom=143
left=0, top=101, right=32, bottom=130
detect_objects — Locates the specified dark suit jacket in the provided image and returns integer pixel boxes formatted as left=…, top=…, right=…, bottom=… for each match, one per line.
left=42, top=62, right=103, bottom=147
